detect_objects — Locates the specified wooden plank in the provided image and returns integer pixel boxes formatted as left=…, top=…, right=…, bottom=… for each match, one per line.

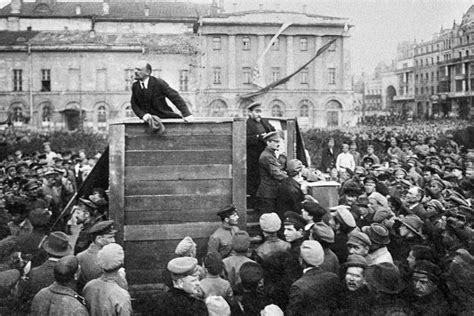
left=109, top=124, right=125, bottom=245
left=125, top=179, right=232, bottom=196
left=125, top=150, right=232, bottom=166
left=126, top=122, right=232, bottom=137
left=125, top=209, right=221, bottom=225
left=232, top=118, right=248, bottom=230
left=286, top=119, right=296, bottom=161
left=126, top=134, right=232, bottom=151
left=124, top=222, right=222, bottom=241
left=125, top=194, right=232, bottom=211
left=125, top=165, right=232, bottom=181
left=126, top=269, right=165, bottom=285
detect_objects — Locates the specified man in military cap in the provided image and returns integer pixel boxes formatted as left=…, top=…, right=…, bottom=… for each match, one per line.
left=207, top=205, right=240, bottom=258
left=31, top=255, right=88, bottom=316
left=283, top=211, right=307, bottom=256
left=246, top=101, right=275, bottom=203
left=73, top=197, right=103, bottom=254
left=23, top=179, right=49, bottom=213
left=156, top=257, right=207, bottom=315
left=346, top=231, right=372, bottom=258
left=256, top=131, right=288, bottom=213
left=77, top=220, right=117, bottom=291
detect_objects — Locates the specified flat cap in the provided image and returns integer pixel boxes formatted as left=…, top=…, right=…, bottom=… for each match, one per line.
left=263, top=131, right=281, bottom=142
left=347, top=231, right=372, bottom=247
left=343, top=254, right=368, bottom=269
left=300, top=240, right=324, bottom=267
left=54, top=255, right=79, bottom=279
left=216, top=204, right=237, bottom=219
left=302, top=200, right=327, bottom=220
left=167, top=257, right=198, bottom=275
left=393, top=168, right=407, bottom=177
left=373, top=207, right=395, bottom=223
left=240, top=262, right=264, bottom=285
left=259, top=213, right=281, bottom=233
left=399, top=214, right=423, bottom=237
left=364, top=175, right=378, bottom=184
left=311, top=222, right=335, bottom=243
left=362, top=223, right=390, bottom=245
left=428, top=178, right=446, bottom=190
left=175, top=236, right=196, bottom=256
left=283, top=211, right=307, bottom=230
left=97, top=243, right=124, bottom=271
left=369, top=192, right=388, bottom=207
left=334, top=207, right=356, bottom=228
left=286, top=159, right=303, bottom=177
left=247, top=101, right=261, bottom=111
left=413, top=260, right=441, bottom=281
left=88, top=220, right=117, bottom=236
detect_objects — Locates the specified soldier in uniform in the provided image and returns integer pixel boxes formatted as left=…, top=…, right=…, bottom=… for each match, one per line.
left=77, top=220, right=117, bottom=292
left=30, top=255, right=88, bottom=316
left=207, top=205, right=240, bottom=259
left=73, top=198, right=103, bottom=254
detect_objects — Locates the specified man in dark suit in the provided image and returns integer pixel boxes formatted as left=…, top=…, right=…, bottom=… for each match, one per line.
left=320, top=137, right=337, bottom=172
left=131, top=61, right=194, bottom=122
left=246, top=102, right=275, bottom=203
left=287, top=240, right=341, bottom=316
left=256, top=131, right=288, bottom=213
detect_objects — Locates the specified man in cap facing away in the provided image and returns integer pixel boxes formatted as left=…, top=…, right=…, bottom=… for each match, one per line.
left=256, top=131, right=288, bottom=213
left=31, top=255, right=88, bottom=316
left=252, top=213, right=290, bottom=264
left=276, top=159, right=305, bottom=217
left=208, top=205, right=240, bottom=259
left=246, top=101, right=275, bottom=202
left=83, top=243, right=132, bottom=316
left=287, top=240, right=341, bottom=316
left=156, top=257, right=207, bottom=316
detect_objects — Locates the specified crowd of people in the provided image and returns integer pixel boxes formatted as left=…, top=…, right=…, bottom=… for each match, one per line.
left=0, top=115, right=472, bottom=315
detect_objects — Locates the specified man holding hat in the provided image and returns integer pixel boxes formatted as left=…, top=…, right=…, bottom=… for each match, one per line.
left=77, top=220, right=117, bottom=291
left=131, top=61, right=194, bottom=124
left=31, top=255, right=88, bottom=316
left=156, top=257, right=207, bottom=315
left=287, top=240, right=341, bottom=315
left=256, top=131, right=288, bottom=213
left=83, top=243, right=132, bottom=316
left=253, top=212, right=290, bottom=263
left=246, top=101, right=275, bottom=202
left=208, top=205, right=240, bottom=258
left=310, top=222, right=339, bottom=274
left=338, top=254, right=371, bottom=315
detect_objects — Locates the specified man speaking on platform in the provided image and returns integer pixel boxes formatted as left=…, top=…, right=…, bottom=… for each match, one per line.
left=131, top=61, right=194, bottom=132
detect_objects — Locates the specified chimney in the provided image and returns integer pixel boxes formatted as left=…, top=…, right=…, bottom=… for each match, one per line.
left=102, top=0, right=110, bottom=15
left=144, top=6, right=150, bottom=16
left=11, top=0, right=21, bottom=14
left=75, top=5, right=81, bottom=15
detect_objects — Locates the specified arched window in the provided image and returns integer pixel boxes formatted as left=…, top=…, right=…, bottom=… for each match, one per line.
left=299, top=104, right=309, bottom=117
left=42, top=104, right=52, bottom=123
left=271, top=104, right=283, bottom=117
left=209, top=99, right=228, bottom=117
left=10, top=103, right=25, bottom=124
left=97, top=105, right=108, bottom=131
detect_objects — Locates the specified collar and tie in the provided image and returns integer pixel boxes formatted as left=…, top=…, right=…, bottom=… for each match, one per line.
left=140, top=81, right=146, bottom=90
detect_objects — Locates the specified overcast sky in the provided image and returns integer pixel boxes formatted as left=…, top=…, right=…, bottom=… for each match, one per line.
left=1, top=0, right=472, bottom=75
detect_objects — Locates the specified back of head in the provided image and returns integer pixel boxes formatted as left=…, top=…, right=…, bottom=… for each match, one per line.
left=54, top=255, right=79, bottom=284
left=204, top=252, right=224, bottom=276
left=232, top=231, right=250, bottom=253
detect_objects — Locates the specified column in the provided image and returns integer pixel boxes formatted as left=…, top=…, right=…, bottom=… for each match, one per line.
left=286, top=35, right=294, bottom=89
left=228, top=35, right=236, bottom=89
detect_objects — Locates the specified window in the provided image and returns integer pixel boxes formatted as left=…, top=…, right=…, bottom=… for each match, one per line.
left=300, top=37, right=308, bottom=51
left=328, top=68, right=336, bottom=84
left=41, top=69, right=51, bottom=92
left=420, top=59, right=423, bottom=66
left=271, top=104, right=283, bottom=117
left=179, top=70, right=189, bottom=91
left=437, top=56, right=440, bottom=63
left=124, top=69, right=133, bottom=91
left=242, top=67, right=252, bottom=84
left=299, top=104, right=309, bottom=117
left=271, top=67, right=280, bottom=82
left=42, top=104, right=52, bottom=125
left=213, top=67, right=221, bottom=84
left=271, top=38, right=279, bottom=51
left=242, top=37, right=250, bottom=50
left=97, top=105, right=107, bottom=131
left=300, top=68, right=308, bottom=84
left=13, top=69, right=22, bottom=91
left=415, top=87, right=418, bottom=94
left=415, top=74, right=418, bottom=82
left=212, top=37, right=221, bottom=50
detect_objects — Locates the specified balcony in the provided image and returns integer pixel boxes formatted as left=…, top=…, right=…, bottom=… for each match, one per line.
left=393, top=94, right=414, bottom=101
left=448, top=91, right=474, bottom=98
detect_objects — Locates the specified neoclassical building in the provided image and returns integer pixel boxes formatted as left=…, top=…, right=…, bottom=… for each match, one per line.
left=0, top=0, right=354, bottom=132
